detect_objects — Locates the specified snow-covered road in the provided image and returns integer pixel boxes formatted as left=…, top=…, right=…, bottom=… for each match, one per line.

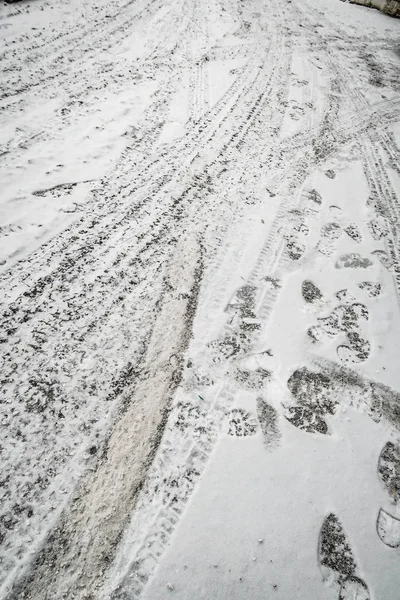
left=1, top=0, right=400, bottom=598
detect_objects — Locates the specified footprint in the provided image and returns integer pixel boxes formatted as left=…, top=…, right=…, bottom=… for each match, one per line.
left=263, top=276, right=281, bottom=289
left=318, top=514, right=370, bottom=598
left=293, top=222, right=310, bottom=236
left=302, top=280, right=323, bottom=303
left=317, top=222, right=342, bottom=256
left=318, top=241, right=335, bottom=257
left=319, top=514, right=357, bottom=582
left=339, top=304, right=368, bottom=329
left=337, top=333, right=371, bottom=364
left=318, top=304, right=368, bottom=337
left=222, top=285, right=262, bottom=351
left=358, top=282, right=381, bottom=298
left=283, top=209, right=306, bottom=236
left=329, top=205, right=342, bottom=218
left=286, top=239, right=305, bottom=260
left=321, top=222, right=342, bottom=240
left=310, top=300, right=370, bottom=364
left=378, top=441, right=400, bottom=503
left=284, top=367, right=337, bottom=434
left=235, top=367, right=270, bottom=390
left=344, top=224, right=362, bottom=243
left=335, top=254, right=373, bottom=269
left=227, top=285, right=258, bottom=318
left=308, top=294, right=370, bottom=369
left=208, top=336, right=241, bottom=360
left=376, top=508, right=400, bottom=548
left=173, top=403, right=202, bottom=433
left=371, top=250, right=393, bottom=270
left=376, top=442, right=400, bottom=548
left=337, top=345, right=363, bottom=365
left=284, top=404, right=329, bottom=434
left=339, top=576, right=370, bottom=600
left=293, top=78, right=308, bottom=87
left=289, top=103, right=305, bottom=121
left=256, top=398, right=280, bottom=448
left=309, top=189, right=322, bottom=205
left=317, top=312, right=343, bottom=338
left=227, top=408, right=258, bottom=437
left=308, top=325, right=329, bottom=343
left=336, top=289, right=356, bottom=303
left=368, top=216, right=388, bottom=241
left=60, top=100, right=84, bottom=116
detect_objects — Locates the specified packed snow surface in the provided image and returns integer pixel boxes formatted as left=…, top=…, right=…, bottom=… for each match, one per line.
left=0, top=0, right=400, bottom=598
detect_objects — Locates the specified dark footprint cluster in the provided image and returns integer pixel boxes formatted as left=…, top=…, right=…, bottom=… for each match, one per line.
left=337, top=331, right=371, bottom=364
left=227, top=400, right=280, bottom=448
left=321, top=222, right=342, bottom=240
left=228, top=285, right=259, bottom=324
left=318, top=222, right=342, bottom=256
left=344, top=224, right=362, bottom=243
left=371, top=249, right=393, bottom=270
left=173, top=403, right=203, bottom=433
left=309, top=189, right=322, bottom=205
left=358, top=281, right=381, bottom=298
left=284, top=367, right=337, bottom=434
left=227, top=408, right=258, bottom=437
left=256, top=398, right=281, bottom=448
left=376, top=442, right=400, bottom=548
left=302, top=280, right=323, bottom=304
left=336, top=289, right=356, bottom=303
left=319, top=514, right=370, bottom=599
left=335, top=253, right=373, bottom=269
left=286, top=239, right=305, bottom=260
left=319, top=514, right=356, bottom=579
left=211, top=284, right=262, bottom=359
left=283, top=207, right=310, bottom=261
left=368, top=216, right=388, bottom=241
left=235, top=367, right=271, bottom=390
left=308, top=302, right=370, bottom=364
left=378, top=442, right=400, bottom=502
left=208, top=336, right=241, bottom=361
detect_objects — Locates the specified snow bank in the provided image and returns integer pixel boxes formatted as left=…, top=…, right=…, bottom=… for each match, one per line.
left=349, top=0, right=400, bottom=17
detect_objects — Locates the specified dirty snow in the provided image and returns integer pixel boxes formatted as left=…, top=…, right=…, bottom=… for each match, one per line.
left=1, top=0, right=400, bottom=598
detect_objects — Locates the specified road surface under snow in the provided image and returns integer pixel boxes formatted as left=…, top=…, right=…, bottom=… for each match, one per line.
left=1, top=0, right=400, bottom=598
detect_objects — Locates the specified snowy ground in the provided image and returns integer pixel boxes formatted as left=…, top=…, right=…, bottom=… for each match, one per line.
left=1, top=0, right=400, bottom=598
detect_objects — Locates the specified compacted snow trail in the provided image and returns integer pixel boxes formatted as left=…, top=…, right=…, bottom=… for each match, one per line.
left=0, top=0, right=400, bottom=598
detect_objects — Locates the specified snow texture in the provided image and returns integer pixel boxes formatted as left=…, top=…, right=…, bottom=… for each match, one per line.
left=0, top=0, right=400, bottom=598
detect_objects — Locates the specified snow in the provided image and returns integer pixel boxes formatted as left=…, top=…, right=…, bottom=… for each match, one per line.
left=1, top=0, right=400, bottom=598
left=141, top=410, right=399, bottom=600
